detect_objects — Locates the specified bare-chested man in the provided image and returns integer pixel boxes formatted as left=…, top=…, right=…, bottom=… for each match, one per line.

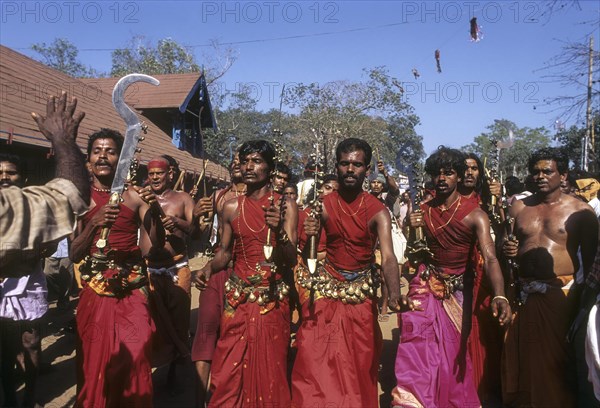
left=502, top=147, right=599, bottom=407
left=139, top=157, right=195, bottom=389
left=190, top=153, right=246, bottom=407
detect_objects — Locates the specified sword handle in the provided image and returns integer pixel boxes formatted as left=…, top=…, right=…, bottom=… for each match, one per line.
left=96, top=192, right=120, bottom=251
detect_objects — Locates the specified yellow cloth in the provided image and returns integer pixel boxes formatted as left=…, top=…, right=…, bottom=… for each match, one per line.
left=575, top=178, right=599, bottom=202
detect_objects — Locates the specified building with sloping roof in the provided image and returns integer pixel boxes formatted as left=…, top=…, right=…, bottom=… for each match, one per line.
left=0, top=45, right=228, bottom=190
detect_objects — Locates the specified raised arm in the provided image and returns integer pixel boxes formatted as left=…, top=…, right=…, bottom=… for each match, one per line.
left=31, top=91, right=89, bottom=204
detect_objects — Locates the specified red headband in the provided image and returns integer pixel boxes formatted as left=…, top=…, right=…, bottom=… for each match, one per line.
left=147, top=160, right=169, bottom=171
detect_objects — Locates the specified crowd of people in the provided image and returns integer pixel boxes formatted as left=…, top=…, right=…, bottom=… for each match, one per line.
left=1, top=91, right=600, bottom=408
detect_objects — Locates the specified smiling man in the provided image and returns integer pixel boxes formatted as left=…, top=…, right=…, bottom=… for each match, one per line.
left=292, top=138, right=401, bottom=408
left=502, top=147, right=599, bottom=407
left=70, top=128, right=163, bottom=407
left=140, top=156, right=195, bottom=389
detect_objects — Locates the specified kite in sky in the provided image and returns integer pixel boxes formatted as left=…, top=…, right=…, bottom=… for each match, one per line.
left=435, top=49, right=442, bottom=73
left=470, top=17, right=482, bottom=42
left=412, top=68, right=420, bottom=79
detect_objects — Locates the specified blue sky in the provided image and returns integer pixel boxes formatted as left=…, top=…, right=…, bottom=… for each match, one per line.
left=1, top=1, right=598, bottom=154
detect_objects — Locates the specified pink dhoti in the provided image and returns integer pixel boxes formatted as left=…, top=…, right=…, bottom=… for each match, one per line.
left=393, top=268, right=480, bottom=408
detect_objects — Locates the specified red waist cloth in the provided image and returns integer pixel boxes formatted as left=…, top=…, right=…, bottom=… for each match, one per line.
left=291, top=297, right=381, bottom=407
left=231, top=194, right=281, bottom=286
left=421, top=196, right=478, bottom=269
left=322, top=191, right=385, bottom=271
left=208, top=300, right=290, bottom=408
left=76, top=287, right=154, bottom=407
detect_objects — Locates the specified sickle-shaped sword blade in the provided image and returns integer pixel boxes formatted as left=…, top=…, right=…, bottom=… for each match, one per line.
left=111, top=73, right=160, bottom=195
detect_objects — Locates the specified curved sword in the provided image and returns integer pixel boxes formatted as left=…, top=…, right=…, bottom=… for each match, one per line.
left=110, top=73, right=160, bottom=195
left=96, top=74, right=160, bottom=251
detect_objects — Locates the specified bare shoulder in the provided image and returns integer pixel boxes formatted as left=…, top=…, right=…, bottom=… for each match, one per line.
left=122, top=188, right=142, bottom=209
left=463, top=206, right=488, bottom=227
left=222, top=197, right=239, bottom=222
left=562, top=193, right=595, bottom=212
left=173, top=190, right=194, bottom=205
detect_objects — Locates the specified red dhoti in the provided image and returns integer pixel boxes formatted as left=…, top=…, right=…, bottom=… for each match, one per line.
left=208, top=193, right=292, bottom=407
left=291, top=270, right=382, bottom=408
left=76, top=287, right=154, bottom=407
left=191, top=267, right=230, bottom=362
left=208, top=297, right=291, bottom=407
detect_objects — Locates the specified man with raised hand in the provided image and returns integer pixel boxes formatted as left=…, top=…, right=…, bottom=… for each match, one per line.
left=1, top=92, right=88, bottom=278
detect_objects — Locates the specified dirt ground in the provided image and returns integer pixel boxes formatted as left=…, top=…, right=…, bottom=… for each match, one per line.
left=1, top=286, right=402, bottom=408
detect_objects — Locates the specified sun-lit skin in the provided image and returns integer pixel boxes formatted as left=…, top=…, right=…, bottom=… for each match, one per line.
left=462, top=158, right=480, bottom=190
left=241, top=152, right=271, bottom=187
left=531, top=160, right=563, bottom=195
left=0, top=161, right=22, bottom=189
left=88, top=138, right=119, bottom=189
left=147, top=165, right=170, bottom=195
left=336, top=150, right=369, bottom=194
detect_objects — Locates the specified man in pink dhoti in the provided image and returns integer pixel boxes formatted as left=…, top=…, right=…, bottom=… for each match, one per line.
left=393, top=146, right=511, bottom=408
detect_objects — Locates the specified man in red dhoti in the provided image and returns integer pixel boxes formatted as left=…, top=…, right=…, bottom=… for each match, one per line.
left=460, top=153, right=505, bottom=405
left=191, top=153, right=246, bottom=407
left=393, top=146, right=511, bottom=408
left=194, top=140, right=298, bottom=407
left=292, top=138, right=402, bottom=408
left=70, top=129, right=163, bottom=407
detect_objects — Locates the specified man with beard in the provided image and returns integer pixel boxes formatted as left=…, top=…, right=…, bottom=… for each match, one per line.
left=140, top=157, right=195, bottom=389
left=190, top=152, right=247, bottom=407
left=1, top=92, right=89, bottom=279
left=459, top=152, right=505, bottom=405
left=502, top=148, right=598, bottom=407
left=70, top=128, right=163, bottom=407
left=292, top=138, right=401, bottom=408
left=0, top=154, right=49, bottom=408
left=194, top=141, right=297, bottom=407
left=393, top=146, right=511, bottom=408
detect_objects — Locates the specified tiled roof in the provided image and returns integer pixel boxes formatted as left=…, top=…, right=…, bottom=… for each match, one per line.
left=80, top=73, right=202, bottom=110
left=0, top=46, right=228, bottom=181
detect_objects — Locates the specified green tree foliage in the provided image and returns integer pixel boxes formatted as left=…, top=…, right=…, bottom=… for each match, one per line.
left=461, top=120, right=552, bottom=179
left=283, top=67, right=423, bottom=174
left=31, top=38, right=100, bottom=78
left=111, top=36, right=200, bottom=77
left=554, top=111, right=600, bottom=170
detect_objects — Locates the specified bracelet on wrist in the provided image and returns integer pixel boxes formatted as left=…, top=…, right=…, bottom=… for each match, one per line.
left=492, top=295, right=509, bottom=304
left=277, top=231, right=290, bottom=244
